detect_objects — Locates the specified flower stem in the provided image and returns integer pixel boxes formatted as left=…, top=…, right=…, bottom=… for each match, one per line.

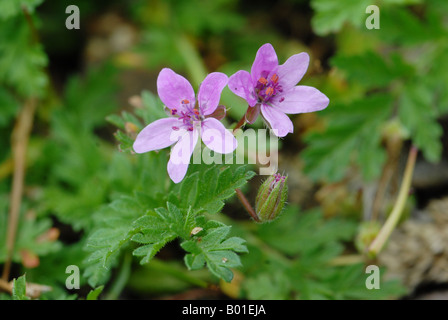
left=235, top=188, right=260, bottom=222
left=367, top=146, right=418, bottom=258
left=371, top=132, right=403, bottom=221
left=232, top=114, right=246, bottom=133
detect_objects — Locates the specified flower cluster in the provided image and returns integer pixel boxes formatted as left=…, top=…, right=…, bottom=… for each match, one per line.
left=133, top=43, right=329, bottom=183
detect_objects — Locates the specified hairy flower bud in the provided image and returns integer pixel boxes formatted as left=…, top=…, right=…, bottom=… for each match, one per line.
left=255, top=173, right=288, bottom=222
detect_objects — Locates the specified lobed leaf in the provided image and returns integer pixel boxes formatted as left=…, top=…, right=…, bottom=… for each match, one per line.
left=302, top=94, right=393, bottom=182
left=181, top=222, right=247, bottom=282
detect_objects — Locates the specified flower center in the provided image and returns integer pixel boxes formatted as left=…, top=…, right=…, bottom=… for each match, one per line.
left=262, top=173, right=287, bottom=195
left=274, top=172, right=286, bottom=181
left=255, top=73, right=283, bottom=103
left=172, top=100, right=203, bottom=131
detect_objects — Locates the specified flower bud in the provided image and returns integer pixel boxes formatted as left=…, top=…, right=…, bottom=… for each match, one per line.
left=255, top=173, right=288, bottom=222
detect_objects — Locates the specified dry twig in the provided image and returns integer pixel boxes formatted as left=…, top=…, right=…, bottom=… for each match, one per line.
left=2, top=98, right=37, bottom=281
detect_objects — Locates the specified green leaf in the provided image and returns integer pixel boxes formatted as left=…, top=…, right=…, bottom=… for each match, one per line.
left=131, top=203, right=193, bottom=265
left=139, top=90, right=168, bottom=124
left=0, top=0, right=44, bottom=20
left=130, top=202, right=191, bottom=265
left=302, top=94, right=393, bottom=182
left=181, top=223, right=247, bottom=282
left=310, top=0, right=371, bottom=35
left=245, top=273, right=291, bottom=300
left=0, top=15, right=48, bottom=97
left=172, top=161, right=256, bottom=215
left=132, top=242, right=171, bottom=265
left=83, top=195, right=151, bottom=287
left=0, top=87, right=19, bottom=127
left=380, top=6, right=444, bottom=45
left=12, top=275, right=29, bottom=300
left=108, top=90, right=166, bottom=154
left=61, top=65, right=118, bottom=130
left=331, top=51, right=414, bottom=89
left=399, top=83, right=443, bottom=162
left=0, top=202, right=61, bottom=264
left=86, top=286, right=104, bottom=300
left=26, top=242, right=88, bottom=290
left=42, top=65, right=121, bottom=231
left=131, top=202, right=248, bottom=282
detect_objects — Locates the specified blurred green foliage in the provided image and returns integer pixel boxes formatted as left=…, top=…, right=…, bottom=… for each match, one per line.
left=241, top=206, right=406, bottom=299
left=304, top=0, right=448, bottom=182
left=2, top=0, right=446, bottom=301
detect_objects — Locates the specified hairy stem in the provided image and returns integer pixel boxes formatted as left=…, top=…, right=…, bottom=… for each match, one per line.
left=232, top=114, right=246, bottom=133
left=368, top=146, right=418, bottom=257
left=235, top=188, right=260, bottom=222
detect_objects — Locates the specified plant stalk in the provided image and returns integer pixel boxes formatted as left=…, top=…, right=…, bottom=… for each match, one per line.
left=105, top=252, right=132, bottom=300
left=232, top=114, right=246, bottom=133
left=235, top=188, right=260, bottom=222
left=368, top=146, right=418, bottom=257
left=2, top=98, right=37, bottom=281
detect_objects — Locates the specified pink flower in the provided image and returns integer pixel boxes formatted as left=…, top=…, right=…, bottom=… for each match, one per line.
left=228, top=43, right=330, bottom=137
left=133, top=68, right=238, bottom=183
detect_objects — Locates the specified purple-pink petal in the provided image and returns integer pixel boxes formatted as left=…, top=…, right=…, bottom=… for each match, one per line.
left=167, top=130, right=199, bottom=183
left=198, top=72, right=228, bottom=116
left=133, top=117, right=180, bottom=153
left=276, top=52, right=310, bottom=90
left=201, top=118, right=238, bottom=154
left=157, top=68, right=195, bottom=110
left=228, top=70, right=258, bottom=107
left=260, top=105, right=294, bottom=138
left=250, top=43, right=278, bottom=84
left=272, top=85, right=330, bottom=114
